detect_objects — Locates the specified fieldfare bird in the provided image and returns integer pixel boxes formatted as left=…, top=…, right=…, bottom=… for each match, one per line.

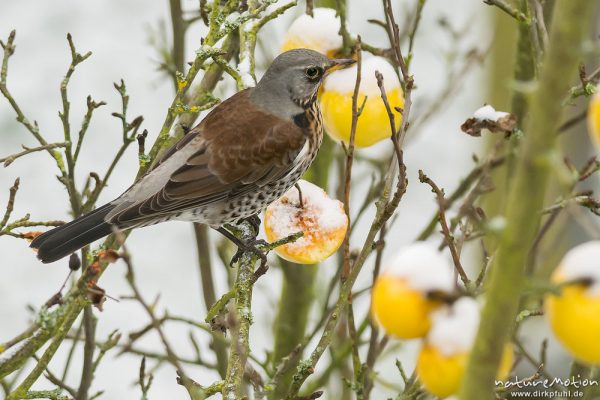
left=31, top=49, right=355, bottom=263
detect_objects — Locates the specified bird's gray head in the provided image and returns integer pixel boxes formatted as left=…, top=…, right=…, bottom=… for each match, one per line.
left=254, top=49, right=355, bottom=110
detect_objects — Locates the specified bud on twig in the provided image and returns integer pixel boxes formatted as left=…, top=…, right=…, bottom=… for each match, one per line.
left=68, top=253, right=81, bottom=271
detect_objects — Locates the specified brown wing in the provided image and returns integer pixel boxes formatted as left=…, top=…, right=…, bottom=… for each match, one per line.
left=109, top=89, right=306, bottom=226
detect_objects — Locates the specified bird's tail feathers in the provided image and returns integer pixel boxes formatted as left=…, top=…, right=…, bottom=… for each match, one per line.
left=30, top=203, right=116, bottom=264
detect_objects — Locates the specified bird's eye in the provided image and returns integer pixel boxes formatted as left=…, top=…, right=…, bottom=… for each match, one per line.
left=305, top=66, right=321, bottom=79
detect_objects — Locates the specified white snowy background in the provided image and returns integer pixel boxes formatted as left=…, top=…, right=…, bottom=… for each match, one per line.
left=0, top=0, right=575, bottom=398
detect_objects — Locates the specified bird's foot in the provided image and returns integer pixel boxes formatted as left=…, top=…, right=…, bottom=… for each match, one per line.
left=230, top=237, right=269, bottom=268
left=216, top=226, right=269, bottom=269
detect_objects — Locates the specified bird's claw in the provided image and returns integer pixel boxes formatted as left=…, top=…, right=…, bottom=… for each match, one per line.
left=229, top=238, right=269, bottom=268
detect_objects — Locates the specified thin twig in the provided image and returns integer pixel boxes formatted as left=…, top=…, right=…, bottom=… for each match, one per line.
left=0, top=178, right=20, bottom=230
left=418, top=170, right=470, bottom=286
left=74, top=96, right=106, bottom=162
left=483, top=0, right=531, bottom=24
left=0, top=143, right=68, bottom=167
left=0, top=30, right=67, bottom=174
left=60, top=33, right=93, bottom=215
left=76, top=307, right=96, bottom=400
left=341, top=37, right=362, bottom=282
left=0, top=323, right=38, bottom=355
left=416, top=154, right=506, bottom=240
left=532, top=0, right=548, bottom=52
left=407, top=0, right=427, bottom=62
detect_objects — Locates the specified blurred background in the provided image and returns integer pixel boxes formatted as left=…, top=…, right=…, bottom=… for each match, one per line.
left=1, top=0, right=596, bottom=398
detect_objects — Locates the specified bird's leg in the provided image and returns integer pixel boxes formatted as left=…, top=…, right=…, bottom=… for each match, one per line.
left=216, top=226, right=268, bottom=268
left=294, top=183, right=304, bottom=208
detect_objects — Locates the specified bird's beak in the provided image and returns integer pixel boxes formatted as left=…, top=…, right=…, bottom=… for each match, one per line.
left=326, top=58, right=356, bottom=73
